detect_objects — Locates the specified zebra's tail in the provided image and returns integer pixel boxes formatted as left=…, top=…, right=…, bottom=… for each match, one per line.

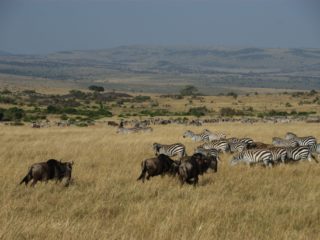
left=137, top=161, right=147, bottom=182
left=20, top=167, right=33, bottom=185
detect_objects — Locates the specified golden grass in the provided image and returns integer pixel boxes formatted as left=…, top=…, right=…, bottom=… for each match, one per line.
left=0, top=123, right=319, bottom=240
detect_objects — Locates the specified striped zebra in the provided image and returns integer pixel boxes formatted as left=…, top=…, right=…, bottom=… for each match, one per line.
left=153, top=143, right=186, bottom=160
left=183, top=130, right=209, bottom=142
left=194, top=147, right=220, bottom=162
left=202, top=129, right=226, bottom=141
left=309, top=143, right=320, bottom=159
left=199, top=140, right=230, bottom=153
left=227, top=137, right=254, bottom=147
left=285, top=132, right=317, bottom=147
left=230, top=149, right=273, bottom=167
left=268, top=147, right=287, bottom=164
left=272, top=137, right=299, bottom=148
left=285, top=146, right=318, bottom=163
left=229, top=142, right=247, bottom=153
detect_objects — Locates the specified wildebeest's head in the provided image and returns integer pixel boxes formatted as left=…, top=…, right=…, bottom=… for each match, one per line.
left=153, top=143, right=161, bottom=155
left=183, top=130, right=192, bottom=138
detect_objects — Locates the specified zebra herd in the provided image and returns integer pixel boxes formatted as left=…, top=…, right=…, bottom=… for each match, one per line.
left=140, top=130, right=320, bottom=184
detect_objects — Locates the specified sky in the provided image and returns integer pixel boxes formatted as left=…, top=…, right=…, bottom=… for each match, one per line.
left=0, top=0, right=320, bottom=54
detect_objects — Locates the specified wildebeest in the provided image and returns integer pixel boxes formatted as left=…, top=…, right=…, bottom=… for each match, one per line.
left=178, top=153, right=218, bottom=186
left=20, top=159, right=74, bottom=187
left=137, top=154, right=179, bottom=182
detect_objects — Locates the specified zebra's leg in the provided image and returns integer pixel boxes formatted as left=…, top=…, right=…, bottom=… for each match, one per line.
left=311, top=153, right=319, bottom=163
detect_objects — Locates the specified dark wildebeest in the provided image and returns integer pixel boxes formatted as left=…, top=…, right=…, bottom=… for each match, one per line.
left=137, top=154, right=179, bottom=183
left=20, top=159, right=74, bottom=187
left=178, top=153, right=217, bottom=186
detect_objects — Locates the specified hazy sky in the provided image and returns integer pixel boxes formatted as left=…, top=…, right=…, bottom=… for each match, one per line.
left=0, top=0, right=319, bottom=54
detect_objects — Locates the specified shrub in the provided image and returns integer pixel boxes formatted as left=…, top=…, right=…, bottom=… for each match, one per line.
left=188, top=107, right=209, bottom=117
left=88, top=85, right=104, bottom=92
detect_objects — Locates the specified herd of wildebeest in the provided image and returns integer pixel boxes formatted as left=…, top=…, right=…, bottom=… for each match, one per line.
left=19, top=125, right=320, bottom=187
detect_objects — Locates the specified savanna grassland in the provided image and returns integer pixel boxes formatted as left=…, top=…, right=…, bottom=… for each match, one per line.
left=0, top=122, right=319, bottom=240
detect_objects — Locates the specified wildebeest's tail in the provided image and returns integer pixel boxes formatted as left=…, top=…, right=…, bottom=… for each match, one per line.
left=137, top=161, right=147, bottom=182
left=20, top=167, right=33, bottom=185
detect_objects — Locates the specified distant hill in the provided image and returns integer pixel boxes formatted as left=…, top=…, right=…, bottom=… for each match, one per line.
left=0, top=46, right=320, bottom=93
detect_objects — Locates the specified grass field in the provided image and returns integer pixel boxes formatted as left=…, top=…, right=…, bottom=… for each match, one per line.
left=0, top=123, right=319, bottom=240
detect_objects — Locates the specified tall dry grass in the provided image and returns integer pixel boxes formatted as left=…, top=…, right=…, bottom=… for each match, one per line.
left=0, top=123, right=319, bottom=240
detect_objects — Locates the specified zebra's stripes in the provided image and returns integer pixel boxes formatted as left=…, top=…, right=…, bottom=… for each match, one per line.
left=228, top=142, right=247, bottom=153
left=183, top=130, right=209, bottom=142
left=268, top=147, right=287, bottom=164
left=227, top=137, right=254, bottom=147
left=230, top=149, right=273, bottom=167
left=153, top=143, right=186, bottom=160
left=285, top=132, right=317, bottom=147
left=200, top=140, right=230, bottom=153
left=285, top=146, right=317, bottom=163
left=202, top=129, right=226, bottom=141
left=272, top=137, right=299, bottom=148
left=194, top=147, right=220, bottom=162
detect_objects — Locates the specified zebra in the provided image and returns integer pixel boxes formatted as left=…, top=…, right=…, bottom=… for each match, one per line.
left=230, top=149, right=273, bottom=167
left=285, top=146, right=318, bottom=163
left=268, top=147, right=287, bottom=164
left=228, top=142, right=247, bottom=153
left=285, top=132, right=317, bottom=147
left=309, top=143, right=320, bottom=160
left=117, top=127, right=140, bottom=134
left=202, top=129, right=226, bottom=141
left=199, top=140, right=230, bottom=153
left=272, top=137, right=299, bottom=148
left=153, top=143, right=186, bottom=160
left=183, top=130, right=209, bottom=142
left=226, top=137, right=255, bottom=148
left=194, top=147, right=220, bottom=162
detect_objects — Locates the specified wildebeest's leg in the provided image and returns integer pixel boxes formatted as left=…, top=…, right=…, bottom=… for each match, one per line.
left=193, top=176, right=198, bottom=186
left=30, top=179, right=38, bottom=187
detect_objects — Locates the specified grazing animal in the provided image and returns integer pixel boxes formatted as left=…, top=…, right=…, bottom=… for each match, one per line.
left=202, top=129, right=226, bottom=140
left=178, top=153, right=218, bottom=185
left=230, top=149, right=273, bottom=167
left=20, top=159, right=73, bottom=187
left=153, top=143, right=186, bottom=160
left=137, top=154, right=179, bottom=182
left=183, top=130, right=209, bottom=142
left=285, top=132, right=317, bottom=147
left=286, top=146, right=318, bottom=163
left=200, top=140, right=230, bottom=153
left=272, top=137, right=299, bottom=148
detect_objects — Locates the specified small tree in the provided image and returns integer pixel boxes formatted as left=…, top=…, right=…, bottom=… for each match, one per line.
left=88, top=85, right=104, bottom=92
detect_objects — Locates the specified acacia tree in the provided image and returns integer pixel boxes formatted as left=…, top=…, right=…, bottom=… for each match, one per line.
left=88, top=85, right=104, bottom=92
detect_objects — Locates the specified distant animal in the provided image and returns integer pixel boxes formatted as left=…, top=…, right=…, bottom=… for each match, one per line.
left=183, top=130, right=209, bottom=142
left=107, top=121, right=119, bottom=127
left=230, top=149, right=273, bottom=167
left=200, top=140, right=230, bottom=153
left=178, top=153, right=218, bottom=185
left=202, top=129, right=226, bottom=140
left=20, top=159, right=74, bottom=187
left=248, top=142, right=273, bottom=149
left=137, top=154, right=179, bottom=182
left=153, top=143, right=186, bottom=160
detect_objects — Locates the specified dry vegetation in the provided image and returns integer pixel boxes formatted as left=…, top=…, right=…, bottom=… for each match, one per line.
left=0, top=122, right=319, bottom=240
